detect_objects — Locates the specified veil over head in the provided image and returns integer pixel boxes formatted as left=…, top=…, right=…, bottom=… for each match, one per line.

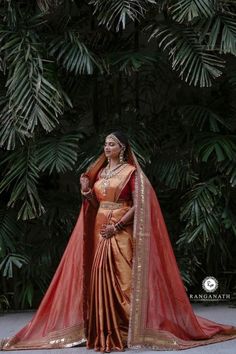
left=1, top=146, right=236, bottom=351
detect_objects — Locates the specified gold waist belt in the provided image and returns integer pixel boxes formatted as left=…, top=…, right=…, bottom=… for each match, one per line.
left=99, top=201, right=132, bottom=210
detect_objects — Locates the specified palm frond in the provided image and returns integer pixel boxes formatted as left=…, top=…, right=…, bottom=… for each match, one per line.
left=90, top=0, right=156, bottom=31
left=0, top=253, right=29, bottom=278
left=177, top=105, right=231, bottom=132
left=37, top=133, right=83, bottom=174
left=149, top=158, right=199, bottom=189
left=219, top=160, right=236, bottom=187
left=178, top=178, right=222, bottom=246
left=197, top=134, right=236, bottom=161
left=0, top=209, right=23, bottom=256
left=221, top=206, right=236, bottom=236
left=37, top=0, right=63, bottom=12
left=0, top=294, right=10, bottom=310
left=0, top=148, right=45, bottom=220
left=0, top=112, right=32, bottom=150
left=0, top=28, right=64, bottom=149
left=149, top=24, right=224, bottom=87
left=170, top=0, right=214, bottom=23
left=199, top=13, right=236, bottom=55
left=49, top=31, right=100, bottom=75
left=109, top=51, right=158, bottom=74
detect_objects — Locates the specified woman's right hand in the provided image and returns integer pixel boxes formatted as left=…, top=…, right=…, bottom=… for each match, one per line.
left=80, top=173, right=90, bottom=192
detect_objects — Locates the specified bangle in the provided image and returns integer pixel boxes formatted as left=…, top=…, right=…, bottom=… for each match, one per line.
left=114, top=220, right=125, bottom=231
left=81, top=188, right=93, bottom=200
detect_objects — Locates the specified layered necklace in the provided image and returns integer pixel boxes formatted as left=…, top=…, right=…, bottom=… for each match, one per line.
left=101, top=163, right=127, bottom=196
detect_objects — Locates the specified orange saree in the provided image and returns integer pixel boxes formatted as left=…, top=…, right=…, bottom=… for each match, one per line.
left=1, top=149, right=236, bottom=351
left=86, top=163, right=135, bottom=352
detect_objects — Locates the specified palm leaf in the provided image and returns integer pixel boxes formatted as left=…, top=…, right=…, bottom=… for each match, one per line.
left=90, top=0, right=156, bottom=31
left=150, top=158, right=199, bottom=189
left=177, top=105, right=231, bottom=132
left=170, top=0, right=214, bottom=23
left=178, top=178, right=222, bottom=246
left=0, top=253, right=29, bottom=278
left=199, top=14, right=236, bottom=55
left=37, top=133, right=83, bottom=174
left=109, top=51, right=158, bottom=74
left=219, top=160, right=236, bottom=187
left=149, top=24, right=224, bottom=87
left=0, top=28, right=65, bottom=149
left=0, top=209, right=23, bottom=256
left=0, top=148, right=45, bottom=220
left=221, top=206, right=236, bottom=236
left=196, top=134, right=236, bottom=161
left=36, top=0, right=63, bottom=12
left=49, top=32, right=100, bottom=75
left=0, top=112, right=32, bottom=150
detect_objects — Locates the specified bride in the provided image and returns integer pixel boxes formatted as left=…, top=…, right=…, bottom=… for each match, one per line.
left=1, top=131, right=236, bottom=352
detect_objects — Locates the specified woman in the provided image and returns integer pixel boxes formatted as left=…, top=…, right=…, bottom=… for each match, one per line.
left=1, top=131, right=236, bottom=352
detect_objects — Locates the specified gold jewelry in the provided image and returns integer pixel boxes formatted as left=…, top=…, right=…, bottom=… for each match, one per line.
left=106, top=134, right=126, bottom=149
left=101, top=163, right=127, bottom=196
left=114, top=220, right=125, bottom=231
left=119, top=148, right=125, bottom=164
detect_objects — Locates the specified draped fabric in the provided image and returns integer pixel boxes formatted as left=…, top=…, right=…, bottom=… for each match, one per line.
left=1, top=148, right=236, bottom=351
left=86, top=164, right=135, bottom=352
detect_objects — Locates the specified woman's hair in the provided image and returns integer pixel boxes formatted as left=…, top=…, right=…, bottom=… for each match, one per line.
left=110, top=131, right=129, bottom=149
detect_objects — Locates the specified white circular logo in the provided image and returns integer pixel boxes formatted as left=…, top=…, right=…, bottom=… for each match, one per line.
left=202, top=276, right=218, bottom=293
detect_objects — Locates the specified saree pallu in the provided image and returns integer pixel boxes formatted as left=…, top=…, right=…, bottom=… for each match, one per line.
left=1, top=150, right=236, bottom=351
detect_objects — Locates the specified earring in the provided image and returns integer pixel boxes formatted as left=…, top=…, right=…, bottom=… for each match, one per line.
left=119, top=149, right=125, bottom=164
left=107, top=157, right=111, bottom=166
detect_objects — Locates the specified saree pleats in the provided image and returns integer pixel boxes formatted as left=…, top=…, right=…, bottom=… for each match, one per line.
left=87, top=198, right=134, bottom=352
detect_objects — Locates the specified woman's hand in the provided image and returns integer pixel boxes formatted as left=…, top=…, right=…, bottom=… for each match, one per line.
left=100, top=224, right=116, bottom=239
left=80, top=173, right=90, bottom=192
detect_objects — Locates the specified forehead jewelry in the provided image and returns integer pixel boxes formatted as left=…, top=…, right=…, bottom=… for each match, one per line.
left=106, top=134, right=126, bottom=149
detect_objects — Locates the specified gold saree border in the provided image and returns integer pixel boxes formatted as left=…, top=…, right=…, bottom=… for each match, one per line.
left=127, top=161, right=236, bottom=350
left=128, top=168, right=180, bottom=349
left=2, top=324, right=86, bottom=350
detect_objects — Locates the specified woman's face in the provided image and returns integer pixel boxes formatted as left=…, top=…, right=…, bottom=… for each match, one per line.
left=104, top=136, right=122, bottom=159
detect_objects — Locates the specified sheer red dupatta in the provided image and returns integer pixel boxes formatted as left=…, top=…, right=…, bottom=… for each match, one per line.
left=1, top=149, right=236, bottom=351
left=128, top=151, right=236, bottom=350
left=1, top=154, right=106, bottom=351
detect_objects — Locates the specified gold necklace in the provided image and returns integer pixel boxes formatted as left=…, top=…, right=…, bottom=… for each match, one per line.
left=101, top=163, right=126, bottom=196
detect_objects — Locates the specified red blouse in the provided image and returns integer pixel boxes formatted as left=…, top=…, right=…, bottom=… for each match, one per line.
left=118, top=170, right=135, bottom=200
left=95, top=169, right=135, bottom=201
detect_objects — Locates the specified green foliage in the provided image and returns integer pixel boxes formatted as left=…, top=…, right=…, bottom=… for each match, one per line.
left=49, top=31, right=100, bottom=75
left=37, top=133, right=83, bottom=174
left=0, top=25, right=65, bottom=149
left=197, top=135, right=236, bottom=161
left=170, top=0, right=214, bottom=23
left=149, top=25, right=224, bottom=87
left=0, top=148, right=45, bottom=220
left=0, top=295, right=10, bottom=311
left=0, top=0, right=236, bottom=309
left=90, top=0, right=156, bottom=31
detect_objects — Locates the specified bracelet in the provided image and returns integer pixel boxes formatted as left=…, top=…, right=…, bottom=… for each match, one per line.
left=81, top=188, right=93, bottom=200
left=114, top=220, right=125, bottom=231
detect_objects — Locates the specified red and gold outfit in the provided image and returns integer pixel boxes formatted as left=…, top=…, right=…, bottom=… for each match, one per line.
left=87, top=164, right=135, bottom=352
left=1, top=149, right=236, bottom=351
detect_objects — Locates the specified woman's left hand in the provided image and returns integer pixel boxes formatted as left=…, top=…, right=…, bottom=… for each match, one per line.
left=100, top=224, right=116, bottom=239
